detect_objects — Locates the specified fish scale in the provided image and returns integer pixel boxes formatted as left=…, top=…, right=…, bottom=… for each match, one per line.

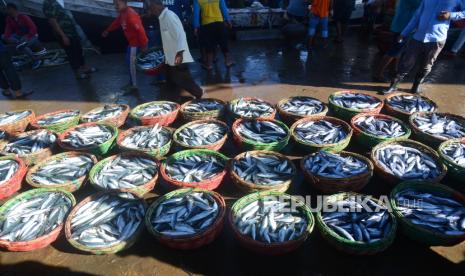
left=0, top=159, right=19, bottom=185
left=0, top=110, right=31, bottom=126
left=183, top=99, right=224, bottom=113
left=236, top=120, right=287, bottom=143
left=61, top=125, right=113, bottom=148
left=230, top=98, right=275, bottom=118
left=3, top=130, right=56, bottom=155
left=31, top=155, right=94, bottom=185
left=332, top=93, right=381, bottom=110
left=413, top=113, right=465, bottom=140
left=354, top=116, right=406, bottom=138
left=134, top=102, right=177, bottom=118
left=441, top=142, right=465, bottom=166
left=137, top=49, right=165, bottom=70
left=165, top=155, right=225, bottom=183
left=387, top=95, right=436, bottom=114
left=176, top=122, right=227, bottom=146
left=294, top=120, right=347, bottom=145
left=82, top=105, right=125, bottom=122
left=280, top=97, right=325, bottom=116
left=37, top=110, right=79, bottom=126
left=121, top=125, right=171, bottom=150
left=304, top=151, right=368, bottom=178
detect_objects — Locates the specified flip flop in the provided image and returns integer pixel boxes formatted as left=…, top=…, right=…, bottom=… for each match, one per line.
left=85, top=67, right=98, bottom=74
left=2, top=90, right=12, bottom=97
left=13, top=90, right=34, bottom=99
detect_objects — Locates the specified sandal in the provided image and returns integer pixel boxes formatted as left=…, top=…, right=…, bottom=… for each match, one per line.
left=13, top=90, right=34, bottom=99
left=2, top=90, right=12, bottom=97
left=84, top=67, right=98, bottom=74
left=76, top=72, right=91, bottom=80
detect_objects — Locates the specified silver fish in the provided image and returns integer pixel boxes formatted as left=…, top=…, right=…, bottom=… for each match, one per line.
left=229, top=98, right=275, bottom=119
left=31, top=154, right=94, bottom=185
left=36, top=110, right=80, bottom=126
left=0, top=159, right=19, bottom=185
left=294, top=120, right=348, bottom=145
left=121, top=125, right=171, bottom=150
left=82, top=105, right=125, bottom=122
left=0, top=110, right=31, bottom=126
left=3, top=130, right=56, bottom=155
left=440, top=142, right=465, bottom=167
left=0, top=131, right=6, bottom=140
left=61, top=125, right=113, bottom=148
left=236, top=120, right=287, bottom=143
left=279, top=96, right=325, bottom=116
left=354, top=115, right=407, bottom=138
left=182, top=99, right=224, bottom=113
left=133, top=102, right=178, bottom=118
left=332, top=93, right=381, bottom=110
left=137, top=49, right=165, bottom=70
left=176, top=122, right=227, bottom=147
left=303, top=151, right=368, bottom=178
left=413, top=113, right=465, bottom=140
left=386, top=95, right=436, bottom=114
left=165, top=154, right=226, bottom=183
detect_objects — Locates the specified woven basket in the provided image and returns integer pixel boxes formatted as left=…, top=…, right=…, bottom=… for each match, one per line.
left=129, top=101, right=180, bottom=126
left=173, top=119, right=229, bottom=151
left=64, top=191, right=147, bottom=255
left=371, top=139, right=447, bottom=186
left=290, top=116, right=353, bottom=153
left=301, top=151, right=374, bottom=193
left=328, top=91, right=383, bottom=121
left=229, top=151, right=296, bottom=193
left=30, top=109, right=81, bottom=133
left=145, top=188, right=226, bottom=249
left=316, top=192, right=397, bottom=255
left=229, top=191, right=314, bottom=255
left=0, top=188, right=76, bottom=251
left=390, top=181, right=465, bottom=246
left=228, top=97, right=277, bottom=120
left=58, top=123, right=118, bottom=156
left=179, top=98, right=227, bottom=122
left=0, top=156, right=27, bottom=200
left=116, top=125, right=172, bottom=159
left=81, top=104, right=130, bottom=128
left=351, top=113, right=411, bottom=149
left=26, top=152, right=97, bottom=193
left=438, top=139, right=465, bottom=185
left=384, top=92, right=438, bottom=122
left=89, top=152, right=159, bottom=197
left=276, top=96, right=329, bottom=126
left=0, top=109, right=35, bottom=135
left=232, top=118, right=290, bottom=152
left=160, top=149, right=229, bottom=191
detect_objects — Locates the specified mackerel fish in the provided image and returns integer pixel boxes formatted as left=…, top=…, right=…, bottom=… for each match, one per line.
left=134, top=102, right=178, bottom=118
left=303, top=151, right=368, bottom=178
left=182, top=99, right=224, bottom=113
left=229, top=98, right=275, bottom=119
left=0, top=110, right=31, bottom=126
left=176, top=122, right=227, bottom=147
left=236, top=120, right=287, bottom=143
left=332, top=93, right=381, bottom=110
left=31, top=154, right=94, bottom=185
left=165, top=154, right=225, bottom=183
left=36, top=110, right=80, bottom=126
left=150, top=191, right=219, bottom=237
left=354, top=115, right=407, bottom=138
left=82, top=105, right=125, bottom=122
left=3, top=130, right=56, bottom=155
left=61, top=125, right=113, bottom=148
left=70, top=193, right=145, bottom=248
left=279, top=96, right=325, bottom=116
left=0, top=159, right=19, bottom=185
left=294, top=120, right=347, bottom=145
left=121, top=125, right=171, bottom=150
left=413, top=113, right=465, bottom=140
left=386, top=95, right=436, bottom=114
left=0, top=191, right=73, bottom=241
left=137, top=49, right=165, bottom=70
left=440, top=142, right=465, bottom=166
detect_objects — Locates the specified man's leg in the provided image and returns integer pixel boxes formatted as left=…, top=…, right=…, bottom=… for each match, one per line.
left=169, top=64, right=203, bottom=99
left=125, top=46, right=138, bottom=89
left=451, top=28, right=465, bottom=54
left=0, top=54, right=12, bottom=96
left=411, top=40, right=446, bottom=94
left=0, top=51, right=32, bottom=98
left=307, top=16, right=320, bottom=52
left=215, top=22, right=233, bottom=67
left=320, top=17, right=329, bottom=48
left=62, top=37, right=88, bottom=79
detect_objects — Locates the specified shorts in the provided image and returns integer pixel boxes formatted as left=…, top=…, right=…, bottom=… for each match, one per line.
left=200, top=22, right=229, bottom=53
left=386, top=34, right=407, bottom=58
left=308, top=15, right=329, bottom=38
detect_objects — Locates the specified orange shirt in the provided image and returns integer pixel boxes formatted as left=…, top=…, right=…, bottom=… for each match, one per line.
left=311, top=0, right=331, bottom=18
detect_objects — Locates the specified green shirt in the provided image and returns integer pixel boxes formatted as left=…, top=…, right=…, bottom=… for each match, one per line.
left=43, top=0, right=78, bottom=38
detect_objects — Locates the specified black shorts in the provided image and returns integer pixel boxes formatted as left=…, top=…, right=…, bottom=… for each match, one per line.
left=200, top=22, right=229, bottom=53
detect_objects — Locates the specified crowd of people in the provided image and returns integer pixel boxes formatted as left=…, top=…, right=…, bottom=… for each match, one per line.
left=0, top=0, right=464, bottom=100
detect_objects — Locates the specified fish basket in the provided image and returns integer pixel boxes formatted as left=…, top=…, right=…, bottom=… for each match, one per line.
left=409, top=112, right=465, bottom=148
left=232, top=118, right=290, bottom=152
left=290, top=116, right=353, bottom=153
left=179, top=98, right=227, bottom=121
left=145, top=188, right=226, bottom=249
left=316, top=192, right=397, bottom=255
left=64, top=191, right=147, bottom=255
left=383, top=92, right=438, bottom=122
left=301, top=151, right=374, bottom=194
left=0, top=109, right=35, bottom=135
left=390, top=181, right=465, bottom=246
left=116, top=126, right=172, bottom=159
left=173, top=119, right=229, bottom=151
left=229, top=151, right=296, bottom=193
left=80, top=104, right=130, bottom=128
left=351, top=113, right=412, bottom=149
left=26, top=152, right=97, bottom=193
left=136, top=47, right=166, bottom=75
left=0, top=156, right=27, bottom=200
left=160, top=149, right=229, bottom=191
left=129, top=101, right=180, bottom=127
left=227, top=97, right=277, bottom=120
left=58, top=123, right=118, bottom=156
left=276, top=97, right=329, bottom=126
left=29, top=109, right=81, bottom=133
left=0, top=129, right=57, bottom=166
left=438, top=139, right=465, bottom=185
left=229, top=191, right=314, bottom=255
left=328, top=91, right=383, bottom=122
left=0, top=188, right=76, bottom=251
left=370, top=139, right=447, bottom=186
left=89, top=152, right=159, bottom=197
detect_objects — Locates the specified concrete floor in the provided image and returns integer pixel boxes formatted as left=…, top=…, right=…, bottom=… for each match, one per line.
left=1, top=33, right=465, bottom=275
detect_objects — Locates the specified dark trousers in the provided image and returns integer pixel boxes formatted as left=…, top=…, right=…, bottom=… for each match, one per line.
left=60, top=37, right=85, bottom=71
left=165, top=64, right=202, bottom=99
left=0, top=51, right=21, bottom=91
left=199, top=22, right=229, bottom=54
left=398, top=39, right=445, bottom=79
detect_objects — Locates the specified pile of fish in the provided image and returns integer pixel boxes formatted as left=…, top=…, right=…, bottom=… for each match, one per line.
left=149, top=191, right=219, bottom=237
left=133, top=102, right=178, bottom=118
left=280, top=97, right=326, bottom=116
left=176, top=122, right=227, bottom=147
left=395, top=190, right=465, bottom=236
left=386, top=95, right=436, bottom=114
left=82, top=105, right=125, bottom=122
left=0, top=159, right=19, bottom=185
left=137, top=49, right=165, bottom=70
left=2, top=130, right=56, bottom=155
left=0, top=110, right=31, bottom=126
left=182, top=99, right=224, bottom=113
left=234, top=197, right=308, bottom=243
left=36, top=110, right=79, bottom=126
left=232, top=152, right=294, bottom=186
left=294, top=120, right=348, bottom=145
left=440, top=142, right=465, bottom=166
left=0, top=191, right=73, bottom=241
left=230, top=98, right=275, bottom=118
left=236, top=120, right=287, bottom=143
left=374, top=144, right=441, bottom=180
left=92, top=155, right=158, bottom=190
left=70, top=193, right=145, bottom=248
left=61, top=125, right=113, bottom=149
left=30, top=154, right=94, bottom=185
left=412, top=113, right=465, bottom=140
left=332, top=93, right=381, bottom=110
left=165, top=154, right=225, bottom=183
left=354, top=116, right=407, bottom=138
left=322, top=196, right=393, bottom=243
left=0, top=131, right=5, bottom=140
left=303, top=151, right=368, bottom=178
left=120, top=125, right=171, bottom=150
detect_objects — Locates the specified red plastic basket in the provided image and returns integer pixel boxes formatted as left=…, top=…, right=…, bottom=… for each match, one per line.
left=0, top=156, right=27, bottom=200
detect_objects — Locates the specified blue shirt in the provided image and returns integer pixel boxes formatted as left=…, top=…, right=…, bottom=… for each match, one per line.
left=287, top=0, right=308, bottom=17
left=193, top=0, right=231, bottom=29
left=401, top=0, right=465, bottom=42
left=390, top=0, right=422, bottom=33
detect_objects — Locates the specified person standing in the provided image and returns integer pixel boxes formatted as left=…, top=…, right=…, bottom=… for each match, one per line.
left=0, top=40, right=33, bottom=99
left=333, top=0, right=355, bottom=43
left=287, top=0, right=309, bottom=23
left=444, top=27, right=465, bottom=57
left=307, top=0, right=332, bottom=52
left=384, top=0, right=465, bottom=94
left=147, top=0, right=203, bottom=99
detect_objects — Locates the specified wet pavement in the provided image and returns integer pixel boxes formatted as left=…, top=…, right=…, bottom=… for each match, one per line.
left=1, top=31, right=465, bottom=275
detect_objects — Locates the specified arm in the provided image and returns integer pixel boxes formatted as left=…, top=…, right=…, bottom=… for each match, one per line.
left=168, top=14, right=186, bottom=54
left=193, top=0, right=201, bottom=29
left=400, top=0, right=424, bottom=38
left=219, top=0, right=231, bottom=22
left=450, top=0, right=465, bottom=21
left=22, top=15, right=38, bottom=38
left=48, top=18, right=69, bottom=45
left=105, top=16, right=122, bottom=33
left=129, top=14, right=149, bottom=49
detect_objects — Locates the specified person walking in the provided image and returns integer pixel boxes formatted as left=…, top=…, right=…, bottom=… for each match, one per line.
left=0, top=40, right=33, bottom=99
left=307, top=0, right=332, bottom=52
left=444, top=26, right=465, bottom=57
left=384, top=0, right=465, bottom=95
left=333, top=0, right=356, bottom=43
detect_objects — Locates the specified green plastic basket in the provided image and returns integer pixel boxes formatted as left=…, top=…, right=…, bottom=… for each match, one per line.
left=116, top=125, right=172, bottom=159
left=328, top=91, right=383, bottom=122
left=438, top=139, right=465, bottom=186
left=30, top=109, right=81, bottom=133
left=232, top=118, right=290, bottom=152
left=58, top=123, right=118, bottom=156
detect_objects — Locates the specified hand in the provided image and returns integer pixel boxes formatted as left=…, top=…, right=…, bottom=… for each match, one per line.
left=140, top=46, right=148, bottom=53
left=397, top=35, right=405, bottom=44
left=175, top=52, right=183, bottom=66
left=225, top=21, right=233, bottom=29
left=102, top=30, right=109, bottom=38
left=194, top=28, right=199, bottom=36
left=62, top=35, right=70, bottom=46
left=438, top=11, right=451, bottom=20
